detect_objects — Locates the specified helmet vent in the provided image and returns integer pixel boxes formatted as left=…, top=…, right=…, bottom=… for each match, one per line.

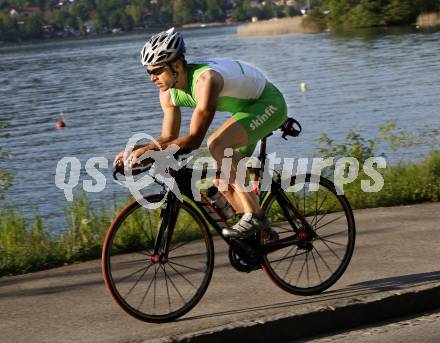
left=140, top=28, right=185, bottom=66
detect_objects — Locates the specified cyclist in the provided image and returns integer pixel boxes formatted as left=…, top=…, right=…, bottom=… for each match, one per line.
left=114, top=28, right=288, bottom=238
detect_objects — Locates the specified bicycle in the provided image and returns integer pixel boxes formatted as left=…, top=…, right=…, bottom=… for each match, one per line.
left=102, top=118, right=356, bottom=323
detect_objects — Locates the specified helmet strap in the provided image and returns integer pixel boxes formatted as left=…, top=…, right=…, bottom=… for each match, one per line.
left=167, top=63, right=179, bottom=88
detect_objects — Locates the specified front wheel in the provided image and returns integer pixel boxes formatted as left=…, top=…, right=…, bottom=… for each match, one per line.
left=261, top=174, right=355, bottom=295
left=102, top=194, right=214, bottom=322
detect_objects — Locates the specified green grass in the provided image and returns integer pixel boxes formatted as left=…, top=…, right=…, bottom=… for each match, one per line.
left=0, top=194, right=117, bottom=276
left=343, top=151, right=440, bottom=209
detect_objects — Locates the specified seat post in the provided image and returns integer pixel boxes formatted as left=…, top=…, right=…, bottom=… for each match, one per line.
left=258, top=137, right=267, bottom=176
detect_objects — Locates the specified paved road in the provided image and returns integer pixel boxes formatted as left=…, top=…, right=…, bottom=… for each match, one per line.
left=1, top=203, right=439, bottom=343
left=302, top=309, right=440, bottom=343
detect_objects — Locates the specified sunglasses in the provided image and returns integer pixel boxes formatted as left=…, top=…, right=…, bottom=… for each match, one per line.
left=146, top=66, right=167, bottom=76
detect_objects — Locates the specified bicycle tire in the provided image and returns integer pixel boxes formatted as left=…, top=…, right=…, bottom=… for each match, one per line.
left=261, top=174, right=355, bottom=295
left=102, top=194, right=214, bottom=322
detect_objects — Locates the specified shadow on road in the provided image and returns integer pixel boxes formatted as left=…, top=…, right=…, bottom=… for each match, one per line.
left=178, top=270, right=440, bottom=322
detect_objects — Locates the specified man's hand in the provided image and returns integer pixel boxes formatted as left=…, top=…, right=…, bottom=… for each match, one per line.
left=127, top=146, right=150, bottom=167
left=113, top=147, right=135, bottom=168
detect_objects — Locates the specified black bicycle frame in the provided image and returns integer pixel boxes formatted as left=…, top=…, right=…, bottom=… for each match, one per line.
left=154, top=135, right=308, bottom=260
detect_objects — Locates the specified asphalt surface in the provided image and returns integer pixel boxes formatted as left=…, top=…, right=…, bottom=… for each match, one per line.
left=302, top=309, right=440, bottom=343
left=0, top=202, right=439, bottom=343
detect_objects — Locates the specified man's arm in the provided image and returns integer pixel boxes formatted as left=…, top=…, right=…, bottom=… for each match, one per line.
left=128, top=70, right=223, bottom=166
left=139, top=89, right=181, bottom=150
left=115, top=90, right=180, bottom=166
left=160, top=89, right=181, bottom=141
left=158, top=70, right=223, bottom=150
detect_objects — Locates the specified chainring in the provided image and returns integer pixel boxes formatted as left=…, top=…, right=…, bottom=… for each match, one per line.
left=228, top=246, right=261, bottom=273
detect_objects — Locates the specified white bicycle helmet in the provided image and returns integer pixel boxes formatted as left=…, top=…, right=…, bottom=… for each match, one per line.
left=140, top=27, right=186, bottom=66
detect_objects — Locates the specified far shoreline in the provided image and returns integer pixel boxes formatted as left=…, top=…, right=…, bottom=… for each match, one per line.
left=0, top=22, right=237, bottom=48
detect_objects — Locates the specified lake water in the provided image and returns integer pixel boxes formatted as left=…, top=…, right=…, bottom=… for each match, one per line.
left=1, top=26, right=439, bottom=232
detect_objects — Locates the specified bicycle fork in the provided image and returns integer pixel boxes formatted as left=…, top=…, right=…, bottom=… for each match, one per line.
left=150, top=193, right=179, bottom=264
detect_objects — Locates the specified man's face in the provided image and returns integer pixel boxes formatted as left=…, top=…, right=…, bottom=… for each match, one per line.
left=146, top=64, right=174, bottom=91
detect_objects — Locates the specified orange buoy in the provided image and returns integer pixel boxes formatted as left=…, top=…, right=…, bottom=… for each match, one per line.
left=56, top=120, right=66, bottom=128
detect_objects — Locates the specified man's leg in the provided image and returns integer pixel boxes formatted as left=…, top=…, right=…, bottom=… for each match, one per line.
left=208, top=118, right=270, bottom=238
left=212, top=151, right=260, bottom=215
left=208, top=118, right=261, bottom=214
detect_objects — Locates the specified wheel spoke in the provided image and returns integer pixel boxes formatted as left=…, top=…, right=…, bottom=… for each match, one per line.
left=311, top=189, right=331, bottom=226
left=161, top=264, right=172, bottom=312
left=124, top=263, right=153, bottom=299
left=306, top=251, right=310, bottom=287
left=282, top=246, right=299, bottom=278
left=317, top=229, right=347, bottom=240
left=286, top=191, right=300, bottom=212
left=135, top=251, right=152, bottom=257
left=138, top=264, right=159, bottom=310
left=313, top=199, right=341, bottom=227
left=312, top=246, right=333, bottom=274
left=311, top=250, right=322, bottom=283
left=122, top=257, right=151, bottom=264
left=168, top=251, right=207, bottom=259
left=167, top=260, right=204, bottom=273
left=315, top=214, right=347, bottom=232
left=273, top=245, right=295, bottom=270
left=167, top=262, right=198, bottom=290
left=316, top=236, right=346, bottom=247
left=153, top=264, right=157, bottom=313
left=303, top=186, right=306, bottom=215
left=270, top=248, right=307, bottom=265
left=317, top=237, right=343, bottom=261
left=168, top=240, right=192, bottom=253
left=117, top=263, right=152, bottom=284
left=293, top=252, right=308, bottom=285
left=163, top=264, right=187, bottom=305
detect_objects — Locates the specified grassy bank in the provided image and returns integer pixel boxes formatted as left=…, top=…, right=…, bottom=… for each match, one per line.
left=237, top=16, right=325, bottom=36
left=417, top=13, right=440, bottom=27
left=0, top=195, right=116, bottom=276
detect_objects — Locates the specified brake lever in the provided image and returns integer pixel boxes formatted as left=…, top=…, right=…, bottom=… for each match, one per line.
left=113, top=160, right=124, bottom=181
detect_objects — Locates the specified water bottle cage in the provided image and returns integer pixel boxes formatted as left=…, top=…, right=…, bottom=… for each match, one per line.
left=280, top=117, right=302, bottom=140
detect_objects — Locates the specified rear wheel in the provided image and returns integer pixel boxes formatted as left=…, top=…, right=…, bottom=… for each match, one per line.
left=261, top=174, right=355, bottom=295
left=102, top=194, right=214, bottom=322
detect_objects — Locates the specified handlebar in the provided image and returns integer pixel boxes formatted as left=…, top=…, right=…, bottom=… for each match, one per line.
left=113, top=160, right=151, bottom=181
left=112, top=148, right=194, bottom=181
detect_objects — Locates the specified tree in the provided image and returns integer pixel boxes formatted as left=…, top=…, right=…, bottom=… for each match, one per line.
left=282, top=5, right=298, bottom=17
left=414, top=0, right=440, bottom=13
left=70, top=0, right=95, bottom=21
left=205, top=0, right=225, bottom=22
left=0, top=11, right=20, bottom=41
left=125, top=4, right=143, bottom=27
left=345, top=0, right=385, bottom=28
left=108, top=9, right=122, bottom=28
left=21, top=11, right=44, bottom=38
left=231, top=0, right=251, bottom=22
left=260, top=0, right=274, bottom=20
left=120, top=12, right=134, bottom=30
left=173, top=0, right=192, bottom=26
left=384, top=0, right=413, bottom=25
left=155, top=0, right=172, bottom=24
left=90, top=11, right=107, bottom=30
left=326, top=0, right=351, bottom=27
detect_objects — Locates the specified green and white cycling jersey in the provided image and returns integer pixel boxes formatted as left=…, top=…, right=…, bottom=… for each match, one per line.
left=170, top=58, right=288, bottom=156
left=170, top=59, right=266, bottom=112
